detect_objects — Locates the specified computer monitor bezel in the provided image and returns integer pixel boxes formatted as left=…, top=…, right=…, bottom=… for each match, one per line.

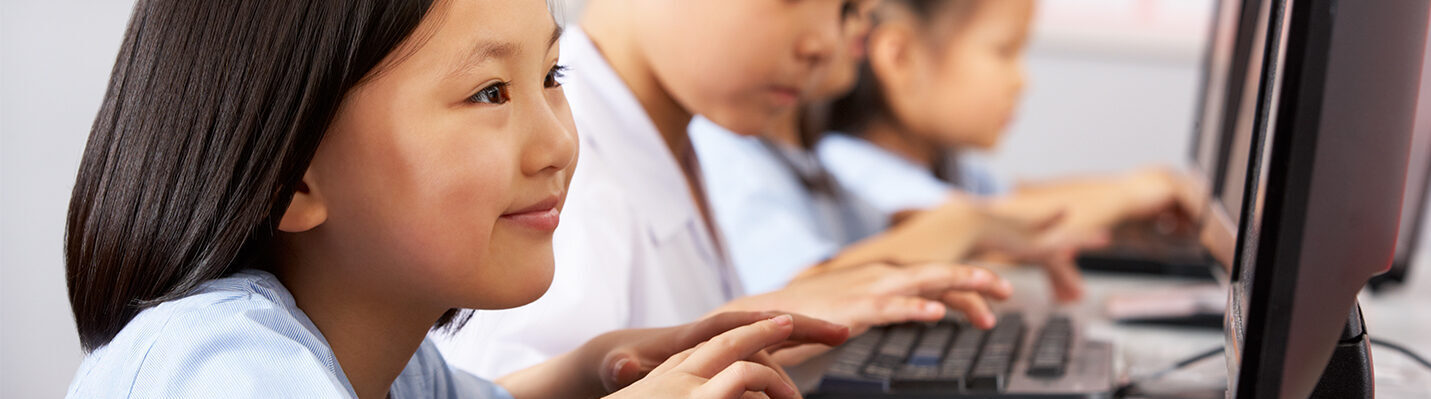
left=1222, top=0, right=1429, bottom=397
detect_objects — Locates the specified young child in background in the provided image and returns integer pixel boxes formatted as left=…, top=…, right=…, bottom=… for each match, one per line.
left=437, top=0, right=1021, bottom=381
left=691, top=3, right=1082, bottom=299
left=64, top=1, right=847, bottom=398
left=821, top=0, right=1201, bottom=270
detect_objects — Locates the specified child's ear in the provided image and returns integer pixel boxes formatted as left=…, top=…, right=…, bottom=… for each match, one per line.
left=868, top=24, right=915, bottom=91
left=278, top=169, right=328, bottom=233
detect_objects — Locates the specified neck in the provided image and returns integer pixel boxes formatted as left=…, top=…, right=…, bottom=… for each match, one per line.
left=276, top=237, right=446, bottom=399
left=767, top=107, right=803, bottom=148
left=583, top=3, right=696, bottom=168
left=862, top=118, right=939, bottom=170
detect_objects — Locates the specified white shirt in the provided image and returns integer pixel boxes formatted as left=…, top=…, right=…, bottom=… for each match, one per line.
left=816, top=133, right=1007, bottom=218
left=67, top=270, right=510, bottom=399
left=433, top=27, right=743, bottom=380
left=691, top=118, right=885, bottom=294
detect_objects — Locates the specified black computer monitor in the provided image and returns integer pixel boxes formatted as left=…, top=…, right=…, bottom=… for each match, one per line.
left=1189, top=0, right=1263, bottom=200
left=1217, top=0, right=1430, bottom=397
left=1200, top=0, right=1274, bottom=269
left=1370, top=35, right=1431, bottom=290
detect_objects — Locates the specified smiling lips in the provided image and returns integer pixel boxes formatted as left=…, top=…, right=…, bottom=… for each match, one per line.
left=501, top=196, right=561, bottom=232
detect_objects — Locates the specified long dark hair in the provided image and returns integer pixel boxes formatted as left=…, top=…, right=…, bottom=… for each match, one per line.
left=66, top=0, right=436, bottom=352
left=827, top=0, right=980, bottom=134
left=825, top=0, right=984, bottom=184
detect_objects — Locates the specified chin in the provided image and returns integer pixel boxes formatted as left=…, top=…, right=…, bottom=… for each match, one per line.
left=483, top=274, right=554, bottom=309
left=706, top=107, right=782, bottom=136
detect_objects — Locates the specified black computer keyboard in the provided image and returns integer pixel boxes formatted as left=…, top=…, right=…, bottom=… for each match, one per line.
left=812, top=313, right=1113, bottom=399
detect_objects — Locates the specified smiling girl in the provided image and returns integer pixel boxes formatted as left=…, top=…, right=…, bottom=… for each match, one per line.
left=64, top=1, right=845, bottom=398
left=440, top=0, right=1021, bottom=381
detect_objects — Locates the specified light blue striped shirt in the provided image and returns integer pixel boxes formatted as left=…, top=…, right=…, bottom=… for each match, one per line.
left=66, top=269, right=512, bottom=399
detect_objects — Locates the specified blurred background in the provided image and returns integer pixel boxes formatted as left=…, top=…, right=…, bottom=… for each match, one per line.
left=2, top=0, right=1426, bottom=397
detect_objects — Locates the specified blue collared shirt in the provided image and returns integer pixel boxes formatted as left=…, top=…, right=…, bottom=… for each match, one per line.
left=816, top=133, right=1007, bottom=218
left=66, top=269, right=512, bottom=399
left=691, top=117, right=886, bottom=294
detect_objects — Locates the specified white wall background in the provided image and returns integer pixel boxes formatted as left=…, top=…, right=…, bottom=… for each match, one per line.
left=1, top=0, right=1426, bottom=397
left=2, top=1, right=137, bottom=397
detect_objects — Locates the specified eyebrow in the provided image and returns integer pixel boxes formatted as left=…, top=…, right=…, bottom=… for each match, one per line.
left=448, top=24, right=564, bottom=79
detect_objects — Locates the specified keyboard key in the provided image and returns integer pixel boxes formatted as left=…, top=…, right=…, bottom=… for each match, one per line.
left=818, top=332, right=886, bottom=393
left=1027, top=316, right=1074, bottom=378
left=908, top=324, right=955, bottom=366
left=863, top=325, right=918, bottom=378
left=939, top=326, right=985, bottom=382
left=968, top=314, right=1025, bottom=392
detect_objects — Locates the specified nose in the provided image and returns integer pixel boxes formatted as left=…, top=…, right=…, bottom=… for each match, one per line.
left=522, top=94, right=578, bottom=176
left=794, top=9, right=842, bottom=71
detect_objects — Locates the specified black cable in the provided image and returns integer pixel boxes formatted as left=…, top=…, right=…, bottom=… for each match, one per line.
left=1108, top=339, right=1428, bottom=398
left=1371, top=337, right=1431, bottom=371
left=1113, top=346, right=1225, bottom=398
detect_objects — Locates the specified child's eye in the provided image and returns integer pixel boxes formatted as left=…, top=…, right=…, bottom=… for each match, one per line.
left=468, top=82, right=510, bottom=104
left=544, top=65, right=568, bottom=89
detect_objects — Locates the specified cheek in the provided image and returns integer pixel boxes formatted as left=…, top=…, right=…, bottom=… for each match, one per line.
left=646, top=11, right=797, bottom=134
left=322, top=109, right=514, bottom=299
left=928, top=59, right=1013, bottom=143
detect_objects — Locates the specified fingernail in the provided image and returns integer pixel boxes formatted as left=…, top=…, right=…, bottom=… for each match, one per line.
left=780, top=381, right=800, bottom=396
left=771, top=314, right=793, bottom=326
left=608, top=357, right=629, bottom=384
left=924, top=302, right=944, bottom=315
left=1000, top=280, right=1014, bottom=293
left=971, top=269, right=990, bottom=284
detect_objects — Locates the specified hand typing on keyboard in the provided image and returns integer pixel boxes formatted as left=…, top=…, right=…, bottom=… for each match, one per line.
left=501, top=312, right=850, bottom=399
left=716, top=261, right=1015, bottom=365
left=599, top=314, right=841, bottom=399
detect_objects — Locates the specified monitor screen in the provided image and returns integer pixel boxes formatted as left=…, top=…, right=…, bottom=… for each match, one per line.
left=1189, top=0, right=1246, bottom=179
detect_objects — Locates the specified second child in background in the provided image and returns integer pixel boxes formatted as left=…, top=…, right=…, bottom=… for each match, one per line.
left=820, top=0, right=1202, bottom=290
left=692, top=2, right=1085, bottom=298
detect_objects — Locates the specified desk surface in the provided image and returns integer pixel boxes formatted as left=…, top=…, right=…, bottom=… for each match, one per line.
left=993, top=261, right=1431, bottom=398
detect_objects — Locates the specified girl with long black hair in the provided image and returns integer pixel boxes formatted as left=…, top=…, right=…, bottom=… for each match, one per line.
left=64, top=1, right=845, bottom=397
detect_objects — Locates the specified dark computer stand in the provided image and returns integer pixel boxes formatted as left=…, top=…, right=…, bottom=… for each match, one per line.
left=1308, top=303, right=1373, bottom=399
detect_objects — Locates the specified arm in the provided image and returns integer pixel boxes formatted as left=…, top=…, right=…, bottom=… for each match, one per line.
left=990, top=166, right=1207, bottom=236
left=815, top=194, right=990, bottom=271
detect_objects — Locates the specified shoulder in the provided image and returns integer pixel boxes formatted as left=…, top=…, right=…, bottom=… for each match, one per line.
left=816, top=133, right=952, bottom=213
left=691, top=118, right=803, bottom=202
left=67, top=271, right=351, bottom=398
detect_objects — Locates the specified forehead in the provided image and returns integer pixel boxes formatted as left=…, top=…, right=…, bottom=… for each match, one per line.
left=381, top=0, right=559, bottom=77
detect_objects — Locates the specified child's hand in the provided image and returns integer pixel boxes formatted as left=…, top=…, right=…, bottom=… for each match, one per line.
left=970, top=207, right=1105, bottom=302
left=719, top=261, right=1014, bottom=365
left=603, top=314, right=824, bottom=399
left=594, top=312, right=849, bottom=392
left=1119, top=166, right=1208, bottom=222
left=498, top=312, right=847, bottom=399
